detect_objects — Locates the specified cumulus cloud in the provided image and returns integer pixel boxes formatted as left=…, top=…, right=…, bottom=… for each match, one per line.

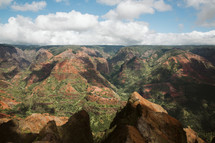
left=0, top=10, right=215, bottom=45
left=0, top=0, right=12, bottom=8
left=103, top=0, right=172, bottom=20
left=154, top=0, right=172, bottom=12
left=184, top=0, right=215, bottom=27
left=11, top=1, right=46, bottom=12
left=95, top=20, right=150, bottom=44
left=35, top=11, right=98, bottom=31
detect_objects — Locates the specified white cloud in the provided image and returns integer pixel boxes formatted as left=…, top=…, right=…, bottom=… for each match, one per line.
left=0, top=11, right=215, bottom=45
left=11, top=1, right=46, bottom=12
left=55, top=0, right=69, bottom=5
left=184, top=0, right=215, bottom=27
left=96, top=0, right=122, bottom=6
left=95, top=20, right=150, bottom=44
left=184, top=0, right=207, bottom=9
left=103, top=0, right=172, bottom=20
left=35, top=10, right=98, bottom=31
left=0, top=0, right=12, bottom=8
left=154, top=0, right=172, bottom=12
left=152, top=31, right=215, bottom=45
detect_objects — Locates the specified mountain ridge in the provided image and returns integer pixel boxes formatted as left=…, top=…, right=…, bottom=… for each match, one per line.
left=0, top=44, right=215, bottom=142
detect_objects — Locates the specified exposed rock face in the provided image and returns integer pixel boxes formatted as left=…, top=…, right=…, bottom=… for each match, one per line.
left=103, top=125, right=146, bottom=143
left=0, top=110, right=93, bottom=143
left=36, top=120, right=61, bottom=142
left=129, top=92, right=167, bottom=113
left=184, top=127, right=205, bottom=143
left=19, top=113, right=68, bottom=133
left=0, top=112, right=68, bottom=141
left=61, top=110, right=94, bottom=143
left=35, top=110, right=93, bottom=143
left=103, top=92, right=187, bottom=143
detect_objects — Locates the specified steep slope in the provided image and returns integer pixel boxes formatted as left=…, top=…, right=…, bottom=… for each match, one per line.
left=188, top=46, right=215, bottom=66
left=0, top=45, right=125, bottom=133
left=1, top=44, right=215, bottom=142
left=0, top=44, right=31, bottom=80
left=108, top=46, right=215, bottom=141
left=102, top=92, right=204, bottom=143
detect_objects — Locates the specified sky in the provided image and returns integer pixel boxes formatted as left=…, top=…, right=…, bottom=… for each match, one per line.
left=0, top=0, right=215, bottom=45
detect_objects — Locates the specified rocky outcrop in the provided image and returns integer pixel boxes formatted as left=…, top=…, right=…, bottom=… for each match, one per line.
left=103, top=92, right=187, bottom=143
left=129, top=92, right=167, bottom=113
left=0, top=120, right=38, bottom=143
left=60, top=110, right=94, bottom=143
left=34, top=110, right=93, bottom=143
left=184, top=127, right=205, bottom=143
left=19, top=113, right=68, bottom=133
left=0, top=110, right=93, bottom=143
left=103, top=125, right=146, bottom=143
left=36, top=120, right=62, bottom=142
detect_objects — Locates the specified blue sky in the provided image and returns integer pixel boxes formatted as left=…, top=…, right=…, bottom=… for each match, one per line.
left=0, top=0, right=215, bottom=45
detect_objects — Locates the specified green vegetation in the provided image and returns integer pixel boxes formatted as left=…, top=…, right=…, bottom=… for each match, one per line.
left=1, top=44, right=215, bottom=142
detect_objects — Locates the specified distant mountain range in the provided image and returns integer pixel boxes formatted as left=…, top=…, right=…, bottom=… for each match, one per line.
left=0, top=44, right=215, bottom=142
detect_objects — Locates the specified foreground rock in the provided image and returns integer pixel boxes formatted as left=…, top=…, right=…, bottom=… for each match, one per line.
left=0, top=110, right=93, bottom=143
left=0, top=92, right=205, bottom=143
left=102, top=92, right=187, bottom=143
left=19, top=113, right=68, bottom=133
left=0, top=120, right=37, bottom=143
left=184, top=127, right=205, bottom=143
